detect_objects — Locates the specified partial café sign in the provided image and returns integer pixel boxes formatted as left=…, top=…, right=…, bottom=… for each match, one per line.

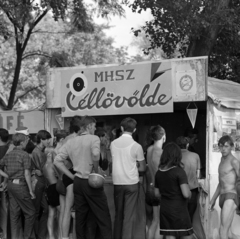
left=0, top=111, right=44, bottom=134
left=61, top=61, right=173, bottom=117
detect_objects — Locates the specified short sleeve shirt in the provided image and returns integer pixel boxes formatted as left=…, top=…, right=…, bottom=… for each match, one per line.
left=155, top=166, right=188, bottom=200
left=0, top=148, right=31, bottom=179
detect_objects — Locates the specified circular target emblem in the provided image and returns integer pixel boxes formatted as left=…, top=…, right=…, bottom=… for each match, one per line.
left=179, top=75, right=193, bottom=92
left=69, top=73, right=88, bottom=97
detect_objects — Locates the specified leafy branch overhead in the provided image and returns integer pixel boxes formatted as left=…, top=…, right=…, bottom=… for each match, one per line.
left=130, top=0, right=240, bottom=82
left=0, top=0, right=125, bottom=110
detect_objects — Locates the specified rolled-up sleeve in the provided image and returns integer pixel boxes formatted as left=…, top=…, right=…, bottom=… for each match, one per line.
left=91, top=136, right=100, bottom=161
left=54, top=142, right=70, bottom=164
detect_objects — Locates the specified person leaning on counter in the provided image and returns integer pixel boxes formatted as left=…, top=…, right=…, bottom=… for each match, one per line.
left=54, top=115, right=112, bottom=239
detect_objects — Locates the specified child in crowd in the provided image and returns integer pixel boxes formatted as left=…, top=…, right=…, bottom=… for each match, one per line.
left=44, top=131, right=67, bottom=239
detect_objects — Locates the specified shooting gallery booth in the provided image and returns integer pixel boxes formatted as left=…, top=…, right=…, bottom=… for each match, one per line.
left=45, top=56, right=213, bottom=238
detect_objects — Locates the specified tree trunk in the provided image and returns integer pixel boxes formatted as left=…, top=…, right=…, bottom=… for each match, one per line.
left=7, top=49, right=23, bottom=110
left=186, top=0, right=231, bottom=57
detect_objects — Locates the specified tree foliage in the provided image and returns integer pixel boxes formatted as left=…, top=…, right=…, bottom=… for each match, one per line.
left=130, top=0, right=240, bottom=82
left=0, top=0, right=125, bottom=109
left=0, top=14, right=129, bottom=109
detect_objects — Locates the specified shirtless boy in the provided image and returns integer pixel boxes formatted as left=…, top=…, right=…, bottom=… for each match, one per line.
left=209, top=135, right=240, bottom=239
left=43, top=147, right=62, bottom=239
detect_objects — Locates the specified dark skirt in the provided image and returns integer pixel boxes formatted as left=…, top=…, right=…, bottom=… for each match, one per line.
left=160, top=198, right=193, bottom=237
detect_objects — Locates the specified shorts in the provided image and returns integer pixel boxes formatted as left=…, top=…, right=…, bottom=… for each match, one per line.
left=219, top=192, right=239, bottom=209
left=62, top=168, right=76, bottom=188
left=46, top=183, right=60, bottom=207
left=145, top=190, right=161, bottom=206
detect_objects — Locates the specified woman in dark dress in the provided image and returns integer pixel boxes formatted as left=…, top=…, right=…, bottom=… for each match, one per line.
left=155, top=142, right=193, bottom=239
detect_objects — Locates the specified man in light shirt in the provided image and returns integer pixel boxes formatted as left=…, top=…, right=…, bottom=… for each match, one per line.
left=54, top=115, right=112, bottom=239
left=110, top=117, right=146, bottom=239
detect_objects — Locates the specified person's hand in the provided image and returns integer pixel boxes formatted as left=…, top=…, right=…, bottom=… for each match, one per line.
left=209, top=200, right=215, bottom=211
left=71, top=174, right=75, bottom=180
left=0, top=182, right=7, bottom=191
left=30, top=191, right=36, bottom=199
left=35, top=169, right=42, bottom=176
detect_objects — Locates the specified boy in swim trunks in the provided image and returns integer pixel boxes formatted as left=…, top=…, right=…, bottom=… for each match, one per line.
left=43, top=147, right=62, bottom=239
left=209, top=135, right=240, bottom=239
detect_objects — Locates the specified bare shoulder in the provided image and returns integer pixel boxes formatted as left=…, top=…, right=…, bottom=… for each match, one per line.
left=147, top=145, right=153, bottom=154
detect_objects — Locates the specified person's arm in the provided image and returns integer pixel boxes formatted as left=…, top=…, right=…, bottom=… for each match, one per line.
left=197, top=154, right=201, bottom=179
left=136, top=145, right=146, bottom=172
left=91, top=137, right=100, bottom=173
left=232, top=157, right=240, bottom=178
left=154, top=188, right=161, bottom=198
left=154, top=172, right=161, bottom=198
left=180, top=184, right=192, bottom=199
left=24, top=169, right=35, bottom=199
left=209, top=183, right=220, bottom=210
left=0, top=157, right=8, bottom=190
left=31, top=150, right=43, bottom=176
left=178, top=168, right=191, bottom=198
left=54, top=143, right=74, bottom=180
left=138, top=160, right=146, bottom=172
left=0, top=169, right=8, bottom=179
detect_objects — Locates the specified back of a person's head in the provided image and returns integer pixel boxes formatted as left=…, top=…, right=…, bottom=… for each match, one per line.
left=36, top=130, right=52, bottom=144
left=151, top=125, right=165, bottom=141
left=25, top=140, right=36, bottom=154
left=120, top=117, right=137, bottom=133
left=12, top=133, right=27, bottom=146
left=69, top=115, right=82, bottom=133
left=0, top=128, right=9, bottom=143
left=218, top=135, right=234, bottom=147
left=55, top=131, right=68, bottom=143
left=81, top=115, right=96, bottom=130
left=176, top=136, right=189, bottom=149
left=184, top=127, right=199, bottom=138
left=159, top=142, right=182, bottom=168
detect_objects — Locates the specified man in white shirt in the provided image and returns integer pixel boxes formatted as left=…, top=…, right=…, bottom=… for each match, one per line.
left=110, top=117, right=146, bottom=239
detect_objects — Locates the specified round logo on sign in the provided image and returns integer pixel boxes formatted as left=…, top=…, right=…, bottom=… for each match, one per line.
left=179, top=75, right=193, bottom=92
left=69, top=72, right=88, bottom=97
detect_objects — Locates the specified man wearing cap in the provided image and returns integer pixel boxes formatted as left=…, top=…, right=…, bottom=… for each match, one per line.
left=176, top=136, right=201, bottom=222
left=0, top=129, right=36, bottom=239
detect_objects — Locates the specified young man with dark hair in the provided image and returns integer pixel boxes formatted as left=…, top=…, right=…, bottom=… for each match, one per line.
left=32, top=130, right=52, bottom=239
left=184, top=127, right=199, bottom=153
left=0, top=132, right=35, bottom=239
left=209, top=135, right=239, bottom=239
left=176, top=136, right=201, bottom=222
left=110, top=117, right=146, bottom=239
left=55, top=115, right=112, bottom=239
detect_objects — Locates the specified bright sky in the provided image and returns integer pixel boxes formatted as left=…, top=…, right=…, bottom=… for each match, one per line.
left=95, top=4, right=153, bottom=56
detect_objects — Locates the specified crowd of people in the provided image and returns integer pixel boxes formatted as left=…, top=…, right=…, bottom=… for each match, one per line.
left=0, top=115, right=237, bottom=239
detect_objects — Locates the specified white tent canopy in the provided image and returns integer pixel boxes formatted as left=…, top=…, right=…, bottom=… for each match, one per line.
left=208, top=77, right=240, bottom=109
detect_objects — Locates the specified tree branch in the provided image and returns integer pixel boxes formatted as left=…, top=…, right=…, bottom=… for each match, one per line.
left=22, top=9, right=49, bottom=52
left=14, top=84, right=45, bottom=105
left=22, top=51, right=51, bottom=60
